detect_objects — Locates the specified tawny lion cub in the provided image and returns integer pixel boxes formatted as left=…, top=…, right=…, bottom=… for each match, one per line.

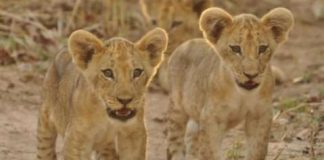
left=36, top=28, right=168, bottom=160
left=167, top=8, right=293, bottom=160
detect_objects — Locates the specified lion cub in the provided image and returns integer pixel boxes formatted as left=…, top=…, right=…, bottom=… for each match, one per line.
left=36, top=28, right=168, bottom=160
left=141, top=0, right=212, bottom=92
left=167, top=8, right=294, bottom=160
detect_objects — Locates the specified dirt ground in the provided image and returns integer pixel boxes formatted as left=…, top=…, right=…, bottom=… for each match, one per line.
left=0, top=0, right=324, bottom=160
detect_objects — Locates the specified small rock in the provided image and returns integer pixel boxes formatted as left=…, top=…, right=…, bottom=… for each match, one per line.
left=19, top=74, right=35, bottom=83
left=276, top=118, right=289, bottom=125
left=293, top=76, right=304, bottom=84
left=0, top=48, right=15, bottom=66
left=7, top=83, right=15, bottom=89
left=296, top=129, right=309, bottom=141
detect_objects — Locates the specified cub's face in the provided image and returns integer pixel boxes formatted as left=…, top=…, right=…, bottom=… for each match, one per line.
left=200, top=7, right=294, bottom=90
left=68, top=28, right=168, bottom=121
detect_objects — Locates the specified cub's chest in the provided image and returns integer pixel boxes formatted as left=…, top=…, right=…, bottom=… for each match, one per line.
left=208, top=92, right=261, bottom=127
left=93, top=125, right=117, bottom=151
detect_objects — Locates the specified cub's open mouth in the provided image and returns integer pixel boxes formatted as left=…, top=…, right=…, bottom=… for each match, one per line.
left=106, top=107, right=136, bottom=121
left=236, top=80, right=260, bottom=90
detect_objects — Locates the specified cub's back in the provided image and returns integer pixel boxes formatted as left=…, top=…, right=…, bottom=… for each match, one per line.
left=168, top=38, right=219, bottom=116
left=42, top=50, right=83, bottom=134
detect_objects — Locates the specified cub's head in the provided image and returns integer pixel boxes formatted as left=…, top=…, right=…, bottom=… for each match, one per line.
left=68, top=28, right=168, bottom=121
left=200, top=7, right=294, bottom=90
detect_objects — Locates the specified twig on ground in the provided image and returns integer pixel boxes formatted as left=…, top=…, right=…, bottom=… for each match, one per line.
left=273, top=103, right=307, bottom=121
left=272, top=131, right=288, bottom=160
left=273, top=110, right=281, bottom=121
left=272, top=145, right=286, bottom=160
left=309, top=111, right=320, bottom=160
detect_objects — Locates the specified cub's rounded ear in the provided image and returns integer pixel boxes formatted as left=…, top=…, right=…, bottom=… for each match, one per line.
left=136, top=28, right=168, bottom=67
left=199, top=7, right=232, bottom=44
left=261, top=8, right=294, bottom=44
left=68, top=30, right=104, bottom=70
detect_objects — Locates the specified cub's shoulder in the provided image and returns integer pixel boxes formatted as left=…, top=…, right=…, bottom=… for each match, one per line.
left=43, top=48, right=78, bottom=88
left=170, top=38, right=215, bottom=67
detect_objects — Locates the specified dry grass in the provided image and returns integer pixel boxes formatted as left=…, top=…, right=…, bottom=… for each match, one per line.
left=0, top=0, right=149, bottom=67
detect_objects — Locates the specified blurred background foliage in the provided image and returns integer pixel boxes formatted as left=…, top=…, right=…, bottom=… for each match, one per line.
left=0, top=0, right=323, bottom=65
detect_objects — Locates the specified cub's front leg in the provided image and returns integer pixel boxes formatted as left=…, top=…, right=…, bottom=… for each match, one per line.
left=96, top=141, right=118, bottom=160
left=63, top=122, right=97, bottom=160
left=244, top=105, right=272, bottom=160
left=196, top=104, right=226, bottom=160
left=117, top=122, right=146, bottom=160
left=166, top=100, right=188, bottom=160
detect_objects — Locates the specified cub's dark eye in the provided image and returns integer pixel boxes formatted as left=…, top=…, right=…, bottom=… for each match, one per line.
left=229, top=45, right=242, bottom=55
left=258, top=45, right=268, bottom=54
left=102, top=69, right=114, bottom=79
left=133, top=68, right=143, bottom=78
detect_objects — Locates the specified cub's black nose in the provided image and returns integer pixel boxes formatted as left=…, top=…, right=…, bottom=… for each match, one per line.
left=117, top=98, right=133, bottom=106
left=243, top=72, right=258, bottom=79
